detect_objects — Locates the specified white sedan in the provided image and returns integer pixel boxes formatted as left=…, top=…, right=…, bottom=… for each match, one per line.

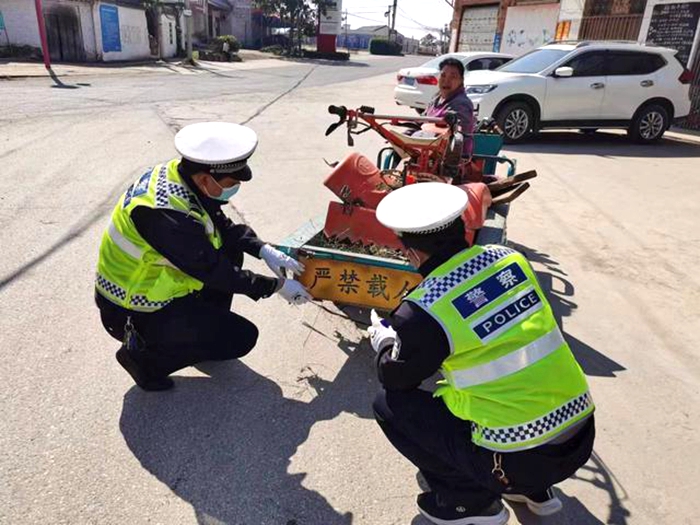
left=394, top=52, right=514, bottom=112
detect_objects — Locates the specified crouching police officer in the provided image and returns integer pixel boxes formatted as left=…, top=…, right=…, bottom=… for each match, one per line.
left=95, top=122, right=310, bottom=391
left=368, top=183, right=595, bottom=525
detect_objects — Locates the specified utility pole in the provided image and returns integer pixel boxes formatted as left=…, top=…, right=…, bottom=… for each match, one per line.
left=391, top=0, right=397, bottom=38
left=184, top=0, right=193, bottom=63
left=33, top=0, right=51, bottom=70
left=384, top=5, right=393, bottom=41
left=156, top=2, right=163, bottom=60
left=443, top=23, right=448, bottom=54
left=343, top=9, right=349, bottom=52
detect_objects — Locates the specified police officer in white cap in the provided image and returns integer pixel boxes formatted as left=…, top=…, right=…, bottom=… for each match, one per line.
left=95, top=122, right=310, bottom=391
left=368, top=182, right=596, bottom=524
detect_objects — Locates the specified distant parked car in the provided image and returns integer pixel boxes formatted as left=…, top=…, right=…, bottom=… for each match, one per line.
left=462, top=41, right=694, bottom=143
left=394, top=52, right=514, bottom=112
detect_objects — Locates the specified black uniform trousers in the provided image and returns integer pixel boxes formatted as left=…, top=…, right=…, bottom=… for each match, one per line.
left=99, top=286, right=258, bottom=380
left=373, top=388, right=595, bottom=511
left=99, top=286, right=259, bottom=379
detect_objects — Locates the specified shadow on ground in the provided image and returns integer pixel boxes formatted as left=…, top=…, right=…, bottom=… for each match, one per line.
left=0, top=171, right=134, bottom=292
left=511, top=242, right=626, bottom=378
left=504, top=130, right=700, bottom=158
left=120, top=332, right=376, bottom=524
left=49, top=68, right=79, bottom=89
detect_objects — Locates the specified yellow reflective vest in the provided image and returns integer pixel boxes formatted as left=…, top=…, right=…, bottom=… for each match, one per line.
left=95, top=159, right=222, bottom=312
left=406, top=244, right=594, bottom=451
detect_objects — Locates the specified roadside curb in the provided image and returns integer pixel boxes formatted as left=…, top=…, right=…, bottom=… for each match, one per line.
left=666, top=128, right=700, bottom=146
left=0, top=51, right=398, bottom=79
left=0, top=59, right=190, bottom=80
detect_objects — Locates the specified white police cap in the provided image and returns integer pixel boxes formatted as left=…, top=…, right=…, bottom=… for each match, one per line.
left=174, top=122, right=258, bottom=180
left=376, top=182, right=468, bottom=235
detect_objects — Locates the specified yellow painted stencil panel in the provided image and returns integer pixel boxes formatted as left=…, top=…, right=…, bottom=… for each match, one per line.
left=298, top=256, right=422, bottom=310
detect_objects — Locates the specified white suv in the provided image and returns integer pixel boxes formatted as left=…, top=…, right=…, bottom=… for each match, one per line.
left=464, top=41, right=693, bottom=143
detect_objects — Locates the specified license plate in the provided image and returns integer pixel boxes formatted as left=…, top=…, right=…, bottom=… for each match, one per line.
left=402, top=77, right=416, bottom=86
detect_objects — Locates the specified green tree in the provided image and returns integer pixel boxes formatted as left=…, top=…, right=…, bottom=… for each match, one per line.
left=255, top=0, right=333, bottom=55
left=420, top=34, right=437, bottom=47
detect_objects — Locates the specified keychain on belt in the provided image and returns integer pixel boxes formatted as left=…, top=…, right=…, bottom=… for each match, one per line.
left=492, top=452, right=510, bottom=486
left=123, top=316, right=144, bottom=352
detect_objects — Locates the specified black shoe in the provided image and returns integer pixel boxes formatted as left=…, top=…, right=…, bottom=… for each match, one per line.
left=503, top=487, right=562, bottom=516
left=417, top=492, right=509, bottom=525
left=116, top=347, right=174, bottom=392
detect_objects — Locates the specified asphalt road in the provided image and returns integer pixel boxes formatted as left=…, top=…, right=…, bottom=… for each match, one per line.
left=0, top=55, right=425, bottom=122
left=1, top=55, right=699, bottom=525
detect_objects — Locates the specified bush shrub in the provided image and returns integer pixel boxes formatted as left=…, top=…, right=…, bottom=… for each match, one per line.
left=302, top=50, right=350, bottom=61
left=211, top=35, right=241, bottom=54
left=369, top=38, right=402, bottom=56
left=0, top=45, right=42, bottom=60
left=262, top=35, right=290, bottom=48
left=199, top=35, right=241, bottom=62
left=199, top=49, right=242, bottom=62
left=261, top=45, right=285, bottom=55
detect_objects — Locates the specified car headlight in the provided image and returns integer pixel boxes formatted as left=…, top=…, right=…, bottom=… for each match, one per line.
left=465, top=85, right=498, bottom=94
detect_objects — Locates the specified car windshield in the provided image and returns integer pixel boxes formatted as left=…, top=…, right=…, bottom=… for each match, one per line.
left=497, top=49, right=571, bottom=73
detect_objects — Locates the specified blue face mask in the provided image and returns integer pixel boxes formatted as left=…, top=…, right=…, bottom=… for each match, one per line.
left=210, top=180, right=240, bottom=202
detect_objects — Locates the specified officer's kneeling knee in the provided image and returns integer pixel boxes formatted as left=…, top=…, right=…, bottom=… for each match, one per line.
left=372, top=389, right=392, bottom=423
left=236, top=321, right=259, bottom=357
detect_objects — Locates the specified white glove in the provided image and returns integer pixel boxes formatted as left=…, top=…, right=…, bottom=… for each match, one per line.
left=260, top=244, right=305, bottom=278
left=277, top=278, right=312, bottom=305
left=367, top=309, right=397, bottom=354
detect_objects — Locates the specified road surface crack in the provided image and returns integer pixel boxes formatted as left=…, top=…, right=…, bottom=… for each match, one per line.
left=240, top=66, right=317, bottom=126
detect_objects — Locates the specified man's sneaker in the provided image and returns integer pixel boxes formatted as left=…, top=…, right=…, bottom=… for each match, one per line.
left=116, top=347, right=174, bottom=392
left=417, top=492, right=509, bottom=525
left=503, top=488, right=563, bottom=516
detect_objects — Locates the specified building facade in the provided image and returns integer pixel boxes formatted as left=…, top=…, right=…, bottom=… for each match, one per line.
left=0, top=0, right=187, bottom=62
left=639, top=0, right=700, bottom=129
left=449, top=0, right=562, bottom=55
left=336, top=24, right=407, bottom=51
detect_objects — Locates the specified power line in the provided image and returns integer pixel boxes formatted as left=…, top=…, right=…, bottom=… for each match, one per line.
left=346, top=15, right=383, bottom=23
left=345, top=8, right=442, bottom=35
left=346, top=12, right=386, bottom=23
left=396, top=5, right=441, bottom=32
left=396, top=16, right=441, bottom=32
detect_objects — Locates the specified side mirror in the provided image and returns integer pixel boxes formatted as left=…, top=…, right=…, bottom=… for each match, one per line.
left=554, top=66, right=574, bottom=78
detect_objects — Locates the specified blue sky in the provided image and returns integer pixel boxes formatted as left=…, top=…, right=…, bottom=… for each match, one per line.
left=339, top=0, right=454, bottom=39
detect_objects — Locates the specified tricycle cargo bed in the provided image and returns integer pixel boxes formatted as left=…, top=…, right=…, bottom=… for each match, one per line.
left=278, top=210, right=508, bottom=310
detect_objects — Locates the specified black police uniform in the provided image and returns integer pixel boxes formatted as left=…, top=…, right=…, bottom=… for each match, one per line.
left=96, top=166, right=279, bottom=380
left=373, top=241, right=595, bottom=513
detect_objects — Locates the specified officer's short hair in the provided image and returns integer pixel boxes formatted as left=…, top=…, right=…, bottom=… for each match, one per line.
left=400, top=217, right=468, bottom=254
left=179, top=157, right=244, bottom=182
left=439, top=57, right=465, bottom=78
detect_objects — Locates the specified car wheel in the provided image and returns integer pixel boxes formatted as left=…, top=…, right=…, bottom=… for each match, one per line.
left=628, top=104, right=669, bottom=143
left=497, top=102, right=534, bottom=143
